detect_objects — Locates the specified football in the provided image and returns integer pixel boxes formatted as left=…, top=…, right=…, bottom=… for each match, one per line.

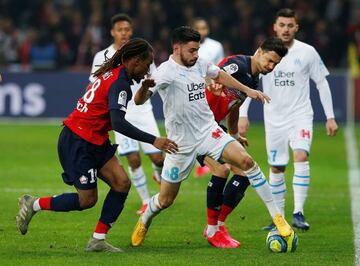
left=266, top=229, right=298, bottom=253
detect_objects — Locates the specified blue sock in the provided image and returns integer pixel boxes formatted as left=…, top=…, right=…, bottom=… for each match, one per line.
left=207, top=175, right=227, bottom=210
left=99, top=190, right=128, bottom=227
left=223, top=175, right=250, bottom=208
left=50, top=193, right=81, bottom=211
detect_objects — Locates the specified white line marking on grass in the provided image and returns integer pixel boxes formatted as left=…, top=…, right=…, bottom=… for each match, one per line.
left=345, top=126, right=360, bottom=266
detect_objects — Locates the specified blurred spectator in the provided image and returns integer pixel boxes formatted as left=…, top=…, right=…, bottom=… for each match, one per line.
left=0, top=0, right=352, bottom=71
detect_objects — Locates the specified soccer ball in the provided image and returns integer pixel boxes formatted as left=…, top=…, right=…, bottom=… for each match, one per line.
left=266, top=229, right=298, bottom=253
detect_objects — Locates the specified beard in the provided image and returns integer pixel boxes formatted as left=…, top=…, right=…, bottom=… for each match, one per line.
left=180, top=53, right=197, bottom=67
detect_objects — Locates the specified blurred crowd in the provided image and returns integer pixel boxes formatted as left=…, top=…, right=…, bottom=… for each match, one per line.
left=0, top=0, right=352, bottom=72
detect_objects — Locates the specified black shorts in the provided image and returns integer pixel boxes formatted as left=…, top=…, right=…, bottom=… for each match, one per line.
left=196, top=124, right=228, bottom=166
left=57, top=126, right=118, bottom=190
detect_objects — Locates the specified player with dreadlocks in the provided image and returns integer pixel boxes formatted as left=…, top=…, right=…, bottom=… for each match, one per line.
left=15, top=38, right=178, bottom=252
left=202, top=37, right=288, bottom=248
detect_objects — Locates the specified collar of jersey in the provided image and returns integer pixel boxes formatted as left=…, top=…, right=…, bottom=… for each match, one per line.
left=119, top=65, right=134, bottom=85
left=169, top=55, right=196, bottom=70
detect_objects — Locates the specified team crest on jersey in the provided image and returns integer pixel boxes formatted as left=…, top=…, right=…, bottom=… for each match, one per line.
left=118, top=91, right=127, bottom=106
left=79, top=175, right=88, bottom=184
left=223, top=63, right=239, bottom=75
left=211, top=128, right=224, bottom=139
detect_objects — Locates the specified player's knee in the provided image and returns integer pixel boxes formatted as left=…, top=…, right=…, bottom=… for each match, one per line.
left=128, top=153, right=141, bottom=169
left=212, top=164, right=230, bottom=177
left=79, top=194, right=98, bottom=209
left=158, top=196, right=175, bottom=209
left=112, top=177, right=131, bottom=192
left=293, top=151, right=308, bottom=162
left=240, top=155, right=255, bottom=171
left=151, top=156, right=164, bottom=167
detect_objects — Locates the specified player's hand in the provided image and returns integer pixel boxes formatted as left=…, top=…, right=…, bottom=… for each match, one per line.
left=207, top=83, right=225, bottom=97
left=141, top=78, right=156, bottom=90
left=246, top=89, right=270, bottom=104
left=238, top=117, right=250, bottom=137
left=326, top=118, right=338, bottom=137
left=153, top=137, right=178, bottom=154
left=237, top=135, right=249, bottom=147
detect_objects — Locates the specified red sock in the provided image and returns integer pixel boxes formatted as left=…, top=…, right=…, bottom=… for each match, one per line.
left=218, top=204, right=234, bottom=223
left=39, top=197, right=52, bottom=210
left=95, top=221, right=110, bottom=234
left=207, top=208, right=220, bottom=225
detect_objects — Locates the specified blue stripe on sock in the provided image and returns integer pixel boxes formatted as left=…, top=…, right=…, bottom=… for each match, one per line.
left=252, top=179, right=266, bottom=188
left=294, top=174, right=310, bottom=178
left=272, top=189, right=286, bottom=195
left=135, top=182, right=147, bottom=188
left=270, top=181, right=285, bottom=187
left=293, top=183, right=309, bottom=187
left=248, top=172, right=262, bottom=180
left=149, top=199, right=156, bottom=213
left=131, top=175, right=145, bottom=181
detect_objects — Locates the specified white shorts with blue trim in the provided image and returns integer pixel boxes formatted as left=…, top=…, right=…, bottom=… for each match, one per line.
left=161, top=126, right=235, bottom=183
left=265, top=119, right=313, bottom=166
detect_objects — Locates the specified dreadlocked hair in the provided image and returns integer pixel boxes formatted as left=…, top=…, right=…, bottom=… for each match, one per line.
left=93, top=38, right=153, bottom=77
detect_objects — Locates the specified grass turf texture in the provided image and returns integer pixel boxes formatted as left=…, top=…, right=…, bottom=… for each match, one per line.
left=0, top=122, right=355, bottom=265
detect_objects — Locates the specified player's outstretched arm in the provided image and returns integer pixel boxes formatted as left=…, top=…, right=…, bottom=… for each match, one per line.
left=227, top=103, right=248, bottom=147
left=238, top=97, right=251, bottom=137
left=153, top=137, right=178, bottom=154
left=213, top=70, right=270, bottom=104
left=110, top=109, right=178, bottom=153
left=134, top=78, right=155, bottom=105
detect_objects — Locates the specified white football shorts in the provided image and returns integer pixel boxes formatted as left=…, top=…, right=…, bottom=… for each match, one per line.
left=115, top=111, right=161, bottom=155
left=161, top=125, right=235, bottom=183
left=265, top=119, right=313, bottom=166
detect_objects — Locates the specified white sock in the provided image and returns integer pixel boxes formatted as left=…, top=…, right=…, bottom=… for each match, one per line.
left=244, top=163, right=280, bottom=218
left=129, top=166, right=150, bottom=204
left=33, top=199, right=41, bottom=212
left=152, top=163, right=162, bottom=183
left=141, top=193, right=162, bottom=225
left=206, top=225, right=218, bottom=237
left=269, top=171, right=286, bottom=217
left=293, top=161, right=310, bottom=214
left=93, top=233, right=106, bottom=240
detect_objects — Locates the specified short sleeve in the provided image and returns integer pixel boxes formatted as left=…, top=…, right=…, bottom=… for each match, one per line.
left=220, top=56, right=248, bottom=76
left=149, top=63, right=173, bottom=94
left=108, top=80, right=132, bottom=112
left=89, top=52, right=104, bottom=82
left=205, top=60, right=220, bottom=79
left=309, top=47, right=329, bottom=83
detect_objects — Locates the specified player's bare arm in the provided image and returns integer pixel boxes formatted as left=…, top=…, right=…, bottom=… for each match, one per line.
left=213, top=70, right=270, bottom=104
left=134, top=78, right=155, bottom=105
left=227, top=103, right=248, bottom=147
left=326, top=118, right=338, bottom=137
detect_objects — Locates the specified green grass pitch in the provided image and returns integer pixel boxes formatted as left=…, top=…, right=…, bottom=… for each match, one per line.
left=0, top=122, right=355, bottom=265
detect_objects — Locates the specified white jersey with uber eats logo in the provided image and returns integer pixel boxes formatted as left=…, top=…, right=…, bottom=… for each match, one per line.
left=261, top=39, right=329, bottom=129
left=149, top=55, right=235, bottom=183
left=150, top=55, right=221, bottom=147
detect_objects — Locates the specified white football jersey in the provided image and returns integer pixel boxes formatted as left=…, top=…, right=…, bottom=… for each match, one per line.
left=198, top=37, right=224, bottom=65
left=89, top=44, right=154, bottom=115
left=150, top=56, right=220, bottom=146
left=261, top=39, right=329, bottom=128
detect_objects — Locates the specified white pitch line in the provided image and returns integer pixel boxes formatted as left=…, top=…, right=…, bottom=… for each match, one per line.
left=345, top=126, right=360, bottom=266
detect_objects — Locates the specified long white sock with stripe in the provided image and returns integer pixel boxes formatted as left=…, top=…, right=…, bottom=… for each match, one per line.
left=269, top=171, right=286, bottom=217
left=141, top=193, right=162, bottom=225
left=293, top=161, right=310, bottom=214
left=129, top=166, right=150, bottom=204
left=244, top=163, right=280, bottom=218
